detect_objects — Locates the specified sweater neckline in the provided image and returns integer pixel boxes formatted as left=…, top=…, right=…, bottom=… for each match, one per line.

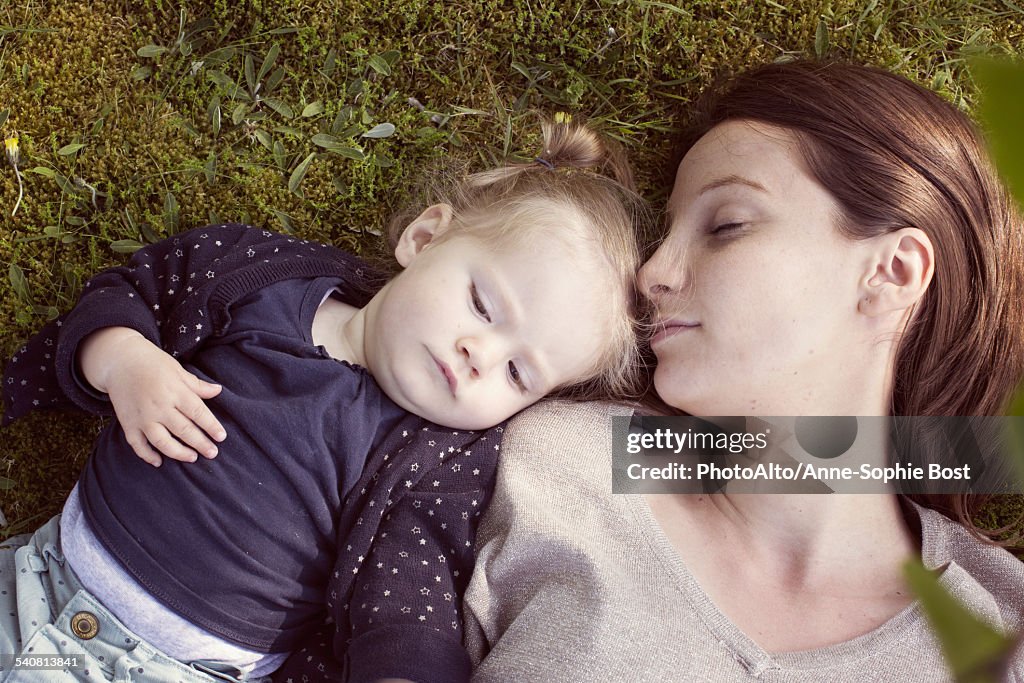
left=626, top=495, right=968, bottom=673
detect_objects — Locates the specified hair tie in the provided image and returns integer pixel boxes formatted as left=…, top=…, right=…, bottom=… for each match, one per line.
left=534, top=157, right=555, bottom=171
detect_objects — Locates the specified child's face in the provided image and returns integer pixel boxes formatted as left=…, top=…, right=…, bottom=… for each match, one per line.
left=361, top=206, right=615, bottom=429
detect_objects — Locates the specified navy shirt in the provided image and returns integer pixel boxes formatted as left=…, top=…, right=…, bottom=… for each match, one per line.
left=79, top=276, right=407, bottom=651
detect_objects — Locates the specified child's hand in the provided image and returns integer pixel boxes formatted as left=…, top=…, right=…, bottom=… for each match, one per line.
left=78, top=327, right=226, bottom=467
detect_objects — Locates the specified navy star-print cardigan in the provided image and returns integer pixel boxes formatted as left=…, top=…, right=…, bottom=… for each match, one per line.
left=2, top=224, right=500, bottom=683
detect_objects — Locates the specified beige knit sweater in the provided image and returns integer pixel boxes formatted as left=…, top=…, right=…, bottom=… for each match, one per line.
left=464, top=401, right=1024, bottom=682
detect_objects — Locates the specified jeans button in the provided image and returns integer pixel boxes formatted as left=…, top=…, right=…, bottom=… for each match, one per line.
left=70, top=611, right=99, bottom=639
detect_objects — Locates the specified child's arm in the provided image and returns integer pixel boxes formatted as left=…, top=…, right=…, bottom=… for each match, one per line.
left=78, top=326, right=224, bottom=466
left=2, top=224, right=297, bottom=438
left=334, top=425, right=502, bottom=683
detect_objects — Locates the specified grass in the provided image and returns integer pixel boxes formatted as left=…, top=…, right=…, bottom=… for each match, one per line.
left=0, top=0, right=1023, bottom=540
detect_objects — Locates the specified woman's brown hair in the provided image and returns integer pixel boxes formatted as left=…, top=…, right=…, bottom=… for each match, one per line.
left=675, top=59, right=1024, bottom=541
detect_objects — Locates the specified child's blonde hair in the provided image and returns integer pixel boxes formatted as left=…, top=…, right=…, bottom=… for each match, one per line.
left=387, top=118, right=651, bottom=402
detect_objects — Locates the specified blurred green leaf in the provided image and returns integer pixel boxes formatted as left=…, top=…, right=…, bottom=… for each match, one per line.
left=0, top=477, right=17, bottom=491
left=361, top=123, right=395, bottom=138
left=259, top=43, right=281, bottom=82
left=288, top=152, right=315, bottom=194
left=273, top=139, right=288, bottom=173
left=136, top=44, right=167, bottom=58
left=367, top=54, right=391, bottom=76
left=331, top=108, right=351, bottom=134
left=264, top=67, right=286, bottom=93
left=263, top=98, right=294, bottom=119
left=327, top=146, right=364, bottom=161
left=110, top=239, right=144, bottom=254
left=312, top=134, right=365, bottom=159
left=232, top=103, right=249, bottom=126
left=131, top=66, right=152, bottom=81
left=254, top=129, right=273, bottom=151
left=975, top=59, right=1024, bottom=211
left=814, top=20, right=829, bottom=58
left=1009, top=385, right=1024, bottom=484
left=0, top=109, right=9, bottom=128
left=209, top=96, right=221, bottom=136
left=244, top=54, right=256, bottom=93
left=270, top=209, right=294, bottom=233
left=9, top=264, right=30, bottom=303
left=57, top=143, right=85, bottom=156
left=29, top=167, right=55, bottom=178
left=301, top=101, right=325, bottom=118
left=323, top=49, right=338, bottom=77
left=905, top=561, right=1014, bottom=682
left=53, top=172, right=76, bottom=194
left=311, top=133, right=340, bottom=148
left=163, top=191, right=179, bottom=232
left=140, top=222, right=161, bottom=244
left=204, top=152, right=217, bottom=186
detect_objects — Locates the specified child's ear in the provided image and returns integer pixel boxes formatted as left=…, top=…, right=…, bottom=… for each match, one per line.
left=858, top=227, right=934, bottom=317
left=394, top=204, right=454, bottom=267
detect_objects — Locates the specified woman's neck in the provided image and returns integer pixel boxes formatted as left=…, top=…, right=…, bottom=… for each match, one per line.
left=647, top=490, right=920, bottom=651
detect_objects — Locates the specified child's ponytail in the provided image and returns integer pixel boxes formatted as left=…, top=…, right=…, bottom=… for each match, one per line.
left=534, top=117, right=635, bottom=191
left=466, top=116, right=636, bottom=193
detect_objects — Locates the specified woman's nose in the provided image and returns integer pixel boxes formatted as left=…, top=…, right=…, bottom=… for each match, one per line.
left=638, top=242, right=686, bottom=301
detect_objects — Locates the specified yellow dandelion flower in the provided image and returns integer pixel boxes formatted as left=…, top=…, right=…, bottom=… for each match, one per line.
left=554, top=111, right=572, bottom=124
left=4, top=135, right=18, bottom=167
left=5, top=135, right=23, bottom=216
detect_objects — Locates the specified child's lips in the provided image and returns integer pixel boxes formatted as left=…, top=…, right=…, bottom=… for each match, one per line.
left=435, top=357, right=458, bottom=395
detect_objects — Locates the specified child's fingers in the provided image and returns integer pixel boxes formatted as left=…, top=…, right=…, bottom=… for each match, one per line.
left=180, top=392, right=227, bottom=445
left=169, top=409, right=220, bottom=459
left=141, top=423, right=198, bottom=463
left=187, top=372, right=222, bottom=399
left=124, top=430, right=164, bottom=468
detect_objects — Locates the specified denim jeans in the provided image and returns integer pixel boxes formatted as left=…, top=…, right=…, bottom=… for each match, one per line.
left=0, top=515, right=265, bottom=682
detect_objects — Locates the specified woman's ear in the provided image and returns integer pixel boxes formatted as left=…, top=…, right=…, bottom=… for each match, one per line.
left=858, top=227, right=935, bottom=317
left=394, top=203, right=454, bottom=267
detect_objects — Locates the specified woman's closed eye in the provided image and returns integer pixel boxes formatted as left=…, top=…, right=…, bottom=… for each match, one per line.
left=710, top=221, right=746, bottom=235
left=470, top=283, right=491, bottom=322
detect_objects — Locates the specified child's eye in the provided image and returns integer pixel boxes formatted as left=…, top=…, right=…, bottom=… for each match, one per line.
left=471, top=284, right=491, bottom=322
left=508, top=361, right=527, bottom=392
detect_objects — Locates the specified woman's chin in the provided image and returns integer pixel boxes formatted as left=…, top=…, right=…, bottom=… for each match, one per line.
left=654, top=374, right=713, bottom=415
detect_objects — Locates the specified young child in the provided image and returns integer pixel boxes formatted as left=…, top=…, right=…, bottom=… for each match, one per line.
left=0, top=120, right=646, bottom=682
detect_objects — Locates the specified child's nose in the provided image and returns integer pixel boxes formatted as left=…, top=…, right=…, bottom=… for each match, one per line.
left=457, top=336, right=500, bottom=379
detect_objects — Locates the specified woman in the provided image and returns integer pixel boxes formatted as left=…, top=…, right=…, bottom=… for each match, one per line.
left=463, top=60, right=1024, bottom=681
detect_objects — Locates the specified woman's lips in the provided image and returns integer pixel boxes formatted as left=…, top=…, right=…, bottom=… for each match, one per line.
left=651, top=320, right=701, bottom=346
left=435, top=357, right=458, bottom=394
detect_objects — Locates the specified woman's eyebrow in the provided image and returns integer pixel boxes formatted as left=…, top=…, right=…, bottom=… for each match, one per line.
left=699, top=174, right=768, bottom=195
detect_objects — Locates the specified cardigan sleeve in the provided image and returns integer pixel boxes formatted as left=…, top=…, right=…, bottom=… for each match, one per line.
left=2, top=224, right=285, bottom=422
left=337, top=425, right=500, bottom=683
left=271, top=422, right=502, bottom=683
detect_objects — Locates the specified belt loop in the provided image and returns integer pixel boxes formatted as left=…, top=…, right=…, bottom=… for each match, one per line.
left=26, top=551, right=47, bottom=573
